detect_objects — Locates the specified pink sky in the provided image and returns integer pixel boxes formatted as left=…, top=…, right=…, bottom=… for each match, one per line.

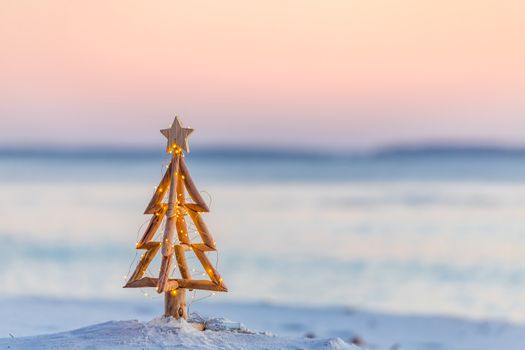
left=1, top=0, right=524, bottom=150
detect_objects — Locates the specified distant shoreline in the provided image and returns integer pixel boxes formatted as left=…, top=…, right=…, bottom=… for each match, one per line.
left=2, top=144, right=525, bottom=160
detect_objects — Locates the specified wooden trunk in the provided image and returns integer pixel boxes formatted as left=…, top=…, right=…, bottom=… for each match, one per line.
left=164, top=289, right=187, bottom=319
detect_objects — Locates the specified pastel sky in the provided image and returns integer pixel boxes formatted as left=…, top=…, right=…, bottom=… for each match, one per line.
left=1, top=0, right=524, bottom=150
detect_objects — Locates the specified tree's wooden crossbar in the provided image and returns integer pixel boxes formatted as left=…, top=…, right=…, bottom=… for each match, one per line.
left=124, top=118, right=227, bottom=299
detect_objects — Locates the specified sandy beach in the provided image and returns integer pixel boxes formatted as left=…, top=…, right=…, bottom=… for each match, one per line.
left=1, top=297, right=524, bottom=349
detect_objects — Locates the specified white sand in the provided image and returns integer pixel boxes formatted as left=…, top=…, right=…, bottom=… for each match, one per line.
left=0, top=297, right=523, bottom=349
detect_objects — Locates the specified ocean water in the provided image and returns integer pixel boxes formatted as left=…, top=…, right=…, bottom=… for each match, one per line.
left=2, top=150, right=525, bottom=321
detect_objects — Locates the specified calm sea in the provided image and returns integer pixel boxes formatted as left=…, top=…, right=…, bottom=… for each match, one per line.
left=2, top=149, right=525, bottom=321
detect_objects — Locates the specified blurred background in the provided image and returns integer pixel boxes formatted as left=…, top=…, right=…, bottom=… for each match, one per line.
left=1, top=0, right=525, bottom=322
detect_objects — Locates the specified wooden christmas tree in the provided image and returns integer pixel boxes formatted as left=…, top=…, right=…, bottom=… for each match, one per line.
left=124, top=116, right=227, bottom=320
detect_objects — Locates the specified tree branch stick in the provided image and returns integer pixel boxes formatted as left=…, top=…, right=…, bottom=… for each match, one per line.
left=179, top=157, right=210, bottom=212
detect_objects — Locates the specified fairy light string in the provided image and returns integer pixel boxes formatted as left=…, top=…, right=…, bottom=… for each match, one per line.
left=125, top=153, right=221, bottom=304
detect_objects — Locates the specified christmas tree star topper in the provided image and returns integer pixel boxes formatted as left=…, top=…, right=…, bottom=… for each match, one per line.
left=160, top=116, right=194, bottom=153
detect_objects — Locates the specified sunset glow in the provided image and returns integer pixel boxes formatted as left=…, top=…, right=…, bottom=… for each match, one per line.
left=1, top=0, right=524, bottom=149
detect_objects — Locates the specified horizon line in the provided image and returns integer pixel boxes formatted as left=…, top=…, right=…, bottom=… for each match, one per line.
left=2, top=143, right=525, bottom=160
